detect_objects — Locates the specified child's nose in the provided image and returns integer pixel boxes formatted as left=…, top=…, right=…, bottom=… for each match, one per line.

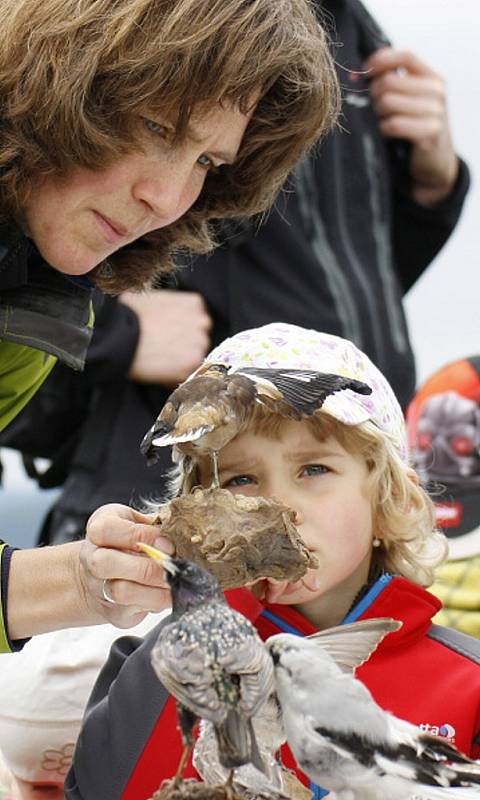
left=293, top=509, right=305, bottom=527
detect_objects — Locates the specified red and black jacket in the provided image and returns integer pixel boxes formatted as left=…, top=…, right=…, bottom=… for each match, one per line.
left=65, top=575, right=480, bottom=800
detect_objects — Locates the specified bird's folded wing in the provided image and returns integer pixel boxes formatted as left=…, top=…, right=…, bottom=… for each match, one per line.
left=305, top=618, right=402, bottom=672
left=235, top=367, right=371, bottom=416
left=386, top=715, right=480, bottom=778
left=216, top=636, right=275, bottom=717
left=151, top=637, right=226, bottom=724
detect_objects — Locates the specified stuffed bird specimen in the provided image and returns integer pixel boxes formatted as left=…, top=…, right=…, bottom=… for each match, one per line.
left=194, top=618, right=402, bottom=800
left=138, top=543, right=274, bottom=788
left=140, top=362, right=372, bottom=485
left=266, top=634, right=480, bottom=800
left=153, top=488, right=318, bottom=590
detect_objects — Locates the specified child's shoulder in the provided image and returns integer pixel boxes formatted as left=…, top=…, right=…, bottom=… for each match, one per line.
left=428, top=623, right=480, bottom=665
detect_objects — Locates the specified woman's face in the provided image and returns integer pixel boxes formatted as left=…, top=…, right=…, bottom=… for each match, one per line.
left=21, top=102, right=253, bottom=275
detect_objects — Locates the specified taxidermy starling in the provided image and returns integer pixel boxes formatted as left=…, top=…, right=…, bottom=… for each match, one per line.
left=140, top=361, right=372, bottom=486
left=267, top=634, right=480, bottom=800
left=138, top=543, right=274, bottom=786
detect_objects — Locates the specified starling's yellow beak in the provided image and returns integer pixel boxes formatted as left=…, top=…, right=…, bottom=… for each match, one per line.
left=137, top=542, right=177, bottom=574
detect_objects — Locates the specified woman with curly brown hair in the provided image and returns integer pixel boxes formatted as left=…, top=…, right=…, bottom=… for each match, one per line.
left=0, top=0, right=339, bottom=651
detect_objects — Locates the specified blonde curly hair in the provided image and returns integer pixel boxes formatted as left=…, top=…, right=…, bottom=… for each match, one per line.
left=0, top=0, right=339, bottom=293
left=171, top=407, right=448, bottom=587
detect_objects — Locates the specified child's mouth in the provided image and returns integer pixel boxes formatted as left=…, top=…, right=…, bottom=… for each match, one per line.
left=254, top=570, right=321, bottom=603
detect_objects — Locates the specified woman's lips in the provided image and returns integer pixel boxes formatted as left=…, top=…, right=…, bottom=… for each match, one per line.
left=93, top=211, right=129, bottom=244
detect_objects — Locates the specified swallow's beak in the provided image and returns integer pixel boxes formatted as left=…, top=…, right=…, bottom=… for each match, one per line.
left=137, top=542, right=178, bottom=574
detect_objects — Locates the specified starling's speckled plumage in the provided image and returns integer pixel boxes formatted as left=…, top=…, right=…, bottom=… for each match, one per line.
left=194, top=619, right=402, bottom=800
left=140, top=361, right=372, bottom=485
left=139, top=546, right=274, bottom=780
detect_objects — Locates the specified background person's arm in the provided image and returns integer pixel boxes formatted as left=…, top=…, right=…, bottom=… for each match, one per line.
left=120, top=289, right=212, bottom=386
left=366, top=46, right=470, bottom=293
left=367, top=47, right=459, bottom=207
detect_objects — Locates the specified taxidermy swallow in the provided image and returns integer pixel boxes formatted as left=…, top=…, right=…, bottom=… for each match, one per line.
left=140, top=361, right=372, bottom=485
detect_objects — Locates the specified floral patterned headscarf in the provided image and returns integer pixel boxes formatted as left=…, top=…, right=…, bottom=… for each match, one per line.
left=206, top=322, right=408, bottom=463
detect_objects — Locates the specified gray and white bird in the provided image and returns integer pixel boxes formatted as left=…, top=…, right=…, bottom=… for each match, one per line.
left=140, top=361, right=372, bottom=486
left=193, top=618, right=402, bottom=800
left=266, top=634, right=480, bottom=800
left=138, top=543, right=274, bottom=786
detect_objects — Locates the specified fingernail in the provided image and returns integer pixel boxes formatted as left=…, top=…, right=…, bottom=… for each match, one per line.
left=154, top=537, right=175, bottom=555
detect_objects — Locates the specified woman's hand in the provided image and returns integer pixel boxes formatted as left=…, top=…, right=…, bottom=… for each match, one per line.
left=77, top=503, right=175, bottom=628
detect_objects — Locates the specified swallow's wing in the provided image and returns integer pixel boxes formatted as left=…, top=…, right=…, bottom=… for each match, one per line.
left=234, top=367, right=372, bottom=417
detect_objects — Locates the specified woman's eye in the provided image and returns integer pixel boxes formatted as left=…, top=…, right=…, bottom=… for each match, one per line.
left=197, top=153, right=213, bottom=169
left=303, top=464, right=328, bottom=477
left=144, top=118, right=168, bottom=138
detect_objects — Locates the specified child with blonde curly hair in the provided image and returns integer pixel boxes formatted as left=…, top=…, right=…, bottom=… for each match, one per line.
left=67, top=324, right=480, bottom=800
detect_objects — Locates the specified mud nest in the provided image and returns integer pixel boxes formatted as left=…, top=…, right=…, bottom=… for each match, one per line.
left=154, top=487, right=318, bottom=589
left=151, top=778, right=244, bottom=800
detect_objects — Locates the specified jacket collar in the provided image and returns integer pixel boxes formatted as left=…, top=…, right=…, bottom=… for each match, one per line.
left=0, top=220, right=94, bottom=370
left=0, top=221, right=30, bottom=290
left=226, top=574, right=441, bottom=650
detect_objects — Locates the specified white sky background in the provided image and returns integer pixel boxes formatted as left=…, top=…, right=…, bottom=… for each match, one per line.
left=363, top=0, right=479, bottom=380
left=1, top=0, right=479, bottom=535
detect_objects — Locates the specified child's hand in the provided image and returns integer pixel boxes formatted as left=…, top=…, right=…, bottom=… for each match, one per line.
left=250, top=578, right=291, bottom=604
left=366, top=47, right=458, bottom=206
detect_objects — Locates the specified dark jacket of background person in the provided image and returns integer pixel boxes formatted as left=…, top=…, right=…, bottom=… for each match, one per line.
left=0, top=0, right=470, bottom=543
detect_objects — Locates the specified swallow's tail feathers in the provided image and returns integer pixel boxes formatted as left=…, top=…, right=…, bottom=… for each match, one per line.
left=215, top=709, right=267, bottom=776
left=141, top=420, right=216, bottom=456
left=413, top=788, right=480, bottom=799
left=150, top=424, right=215, bottom=447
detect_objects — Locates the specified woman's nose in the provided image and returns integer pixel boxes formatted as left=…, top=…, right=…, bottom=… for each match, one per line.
left=132, top=178, right=182, bottom=221
left=132, top=169, right=198, bottom=223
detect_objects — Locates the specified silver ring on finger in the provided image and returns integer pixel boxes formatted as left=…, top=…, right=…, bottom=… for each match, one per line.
left=102, top=578, right=117, bottom=605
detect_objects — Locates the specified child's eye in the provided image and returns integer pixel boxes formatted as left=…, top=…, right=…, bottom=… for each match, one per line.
left=143, top=118, right=168, bottom=138
left=302, top=464, right=329, bottom=477
left=223, top=474, right=254, bottom=487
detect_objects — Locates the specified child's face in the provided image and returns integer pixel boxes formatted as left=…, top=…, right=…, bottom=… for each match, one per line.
left=215, top=419, right=376, bottom=628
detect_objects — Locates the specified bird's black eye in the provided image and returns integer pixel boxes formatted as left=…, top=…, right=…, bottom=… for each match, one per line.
left=271, top=649, right=280, bottom=665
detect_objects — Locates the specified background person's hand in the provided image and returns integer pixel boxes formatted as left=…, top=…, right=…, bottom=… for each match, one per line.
left=120, top=290, right=212, bottom=385
left=366, top=47, right=459, bottom=207
left=78, top=503, right=175, bottom=628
